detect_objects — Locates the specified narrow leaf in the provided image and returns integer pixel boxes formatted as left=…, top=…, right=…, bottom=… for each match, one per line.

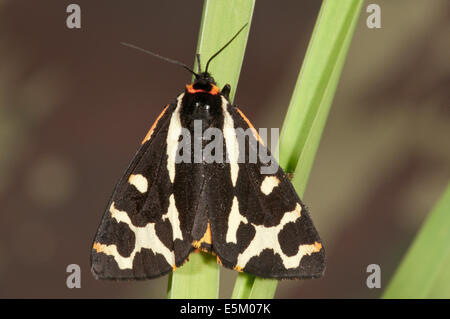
left=234, top=0, right=364, bottom=299
left=383, top=182, right=450, bottom=299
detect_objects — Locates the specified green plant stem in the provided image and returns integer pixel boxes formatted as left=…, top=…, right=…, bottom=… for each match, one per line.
left=168, top=0, right=255, bottom=299
left=383, top=182, right=450, bottom=299
left=232, top=0, right=363, bottom=299
left=278, top=0, right=363, bottom=174
left=167, top=252, right=219, bottom=299
left=231, top=273, right=255, bottom=299
left=194, top=0, right=255, bottom=101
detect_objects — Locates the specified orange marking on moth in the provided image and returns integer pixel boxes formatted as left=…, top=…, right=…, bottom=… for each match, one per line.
left=216, top=255, right=223, bottom=266
left=172, top=264, right=177, bottom=271
left=234, top=265, right=243, bottom=272
left=141, top=105, right=170, bottom=144
left=192, top=222, right=212, bottom=248
left=186, top=83, right=220, bottom=95
left=200, top=248, right=215, bottom=255
left=235, top=108, right=265, bottom=147
left=93, top=242, right=106, bottom=253
left=313, top=242, right=322, bottom=252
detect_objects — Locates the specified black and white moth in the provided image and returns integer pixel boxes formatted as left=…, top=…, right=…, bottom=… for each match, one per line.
left=91, top=29, right=325, bottom=280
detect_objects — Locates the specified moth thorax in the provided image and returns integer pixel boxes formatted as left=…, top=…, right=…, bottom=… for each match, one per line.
left=193, top=81, right=213, bottom=92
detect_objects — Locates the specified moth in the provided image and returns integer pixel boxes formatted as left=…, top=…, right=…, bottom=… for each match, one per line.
left=91, top=26, right=325, bottom=280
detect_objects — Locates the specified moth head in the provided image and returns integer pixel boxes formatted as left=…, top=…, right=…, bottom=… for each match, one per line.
left=194, top=72, right=216, bottom=86
left=186, top=72, right=220, bottom=95
left=121, top=23, right=247, bottom=96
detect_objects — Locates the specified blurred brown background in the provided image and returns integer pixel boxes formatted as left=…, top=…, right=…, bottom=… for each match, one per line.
left=0, top=0, right=449, bottom=298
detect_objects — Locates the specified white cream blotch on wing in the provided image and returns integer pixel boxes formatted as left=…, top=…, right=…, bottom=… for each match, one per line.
left=235, top=203, right=320, bottom=270
left=166, top=94, right=184, bottom=183
left=221, top=96, right=239, bottom=186
left=94, top=202, right=175, bottom=270
left=128, top=174, right=148, bottom=193
left=260, top=176, right=280, bottom=195
left=226, top=196, right=248, bottom=244
left=162, top=194, right=183, bottom=241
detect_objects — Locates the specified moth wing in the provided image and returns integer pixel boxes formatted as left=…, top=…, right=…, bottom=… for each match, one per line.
left=207, top=102, right=325, bottom=279
left=91, top=100, right=194, bottom=280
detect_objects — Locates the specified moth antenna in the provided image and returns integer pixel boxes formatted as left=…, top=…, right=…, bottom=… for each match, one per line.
left=205, top=23, right=248, bottom=74
left=196, top=54, right=202, bottom=73
left=121, top=42, right=199, bottom=78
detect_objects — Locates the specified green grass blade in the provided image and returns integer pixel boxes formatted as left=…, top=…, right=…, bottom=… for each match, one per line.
left=231, top=273, right=255, bottom=299
left=233, top=0, right=364, bottom=299
left=168, top=252, right=219, bottom=299
left=291, top=0, right=364, bottom=195
left=195, top=0, right=255, bottom=101
left=168, top=0, right=255, bottom=299
left=278, top=0, right=364, bottom=174
left=248, top=278, right=279, bottom=299
left=427, top=251, right=450, bottom=299
left=383, top=182, right=450, bottom=299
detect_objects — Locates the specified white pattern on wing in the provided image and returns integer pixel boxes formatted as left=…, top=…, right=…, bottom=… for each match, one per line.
left=221, top=96, right=239, bottom=187
left=93, top=202, right=175, bottom=270
left=162, top=194, right=183, bottom=241
left=166, top=94, right=184, bottom=183
left=235, top=203, right=321, bottom=270
left=128, top=174, right=148, bottom=193
left=226, top=196, right=248, bottom=243
left=260, top=176, right=280, bottom=195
